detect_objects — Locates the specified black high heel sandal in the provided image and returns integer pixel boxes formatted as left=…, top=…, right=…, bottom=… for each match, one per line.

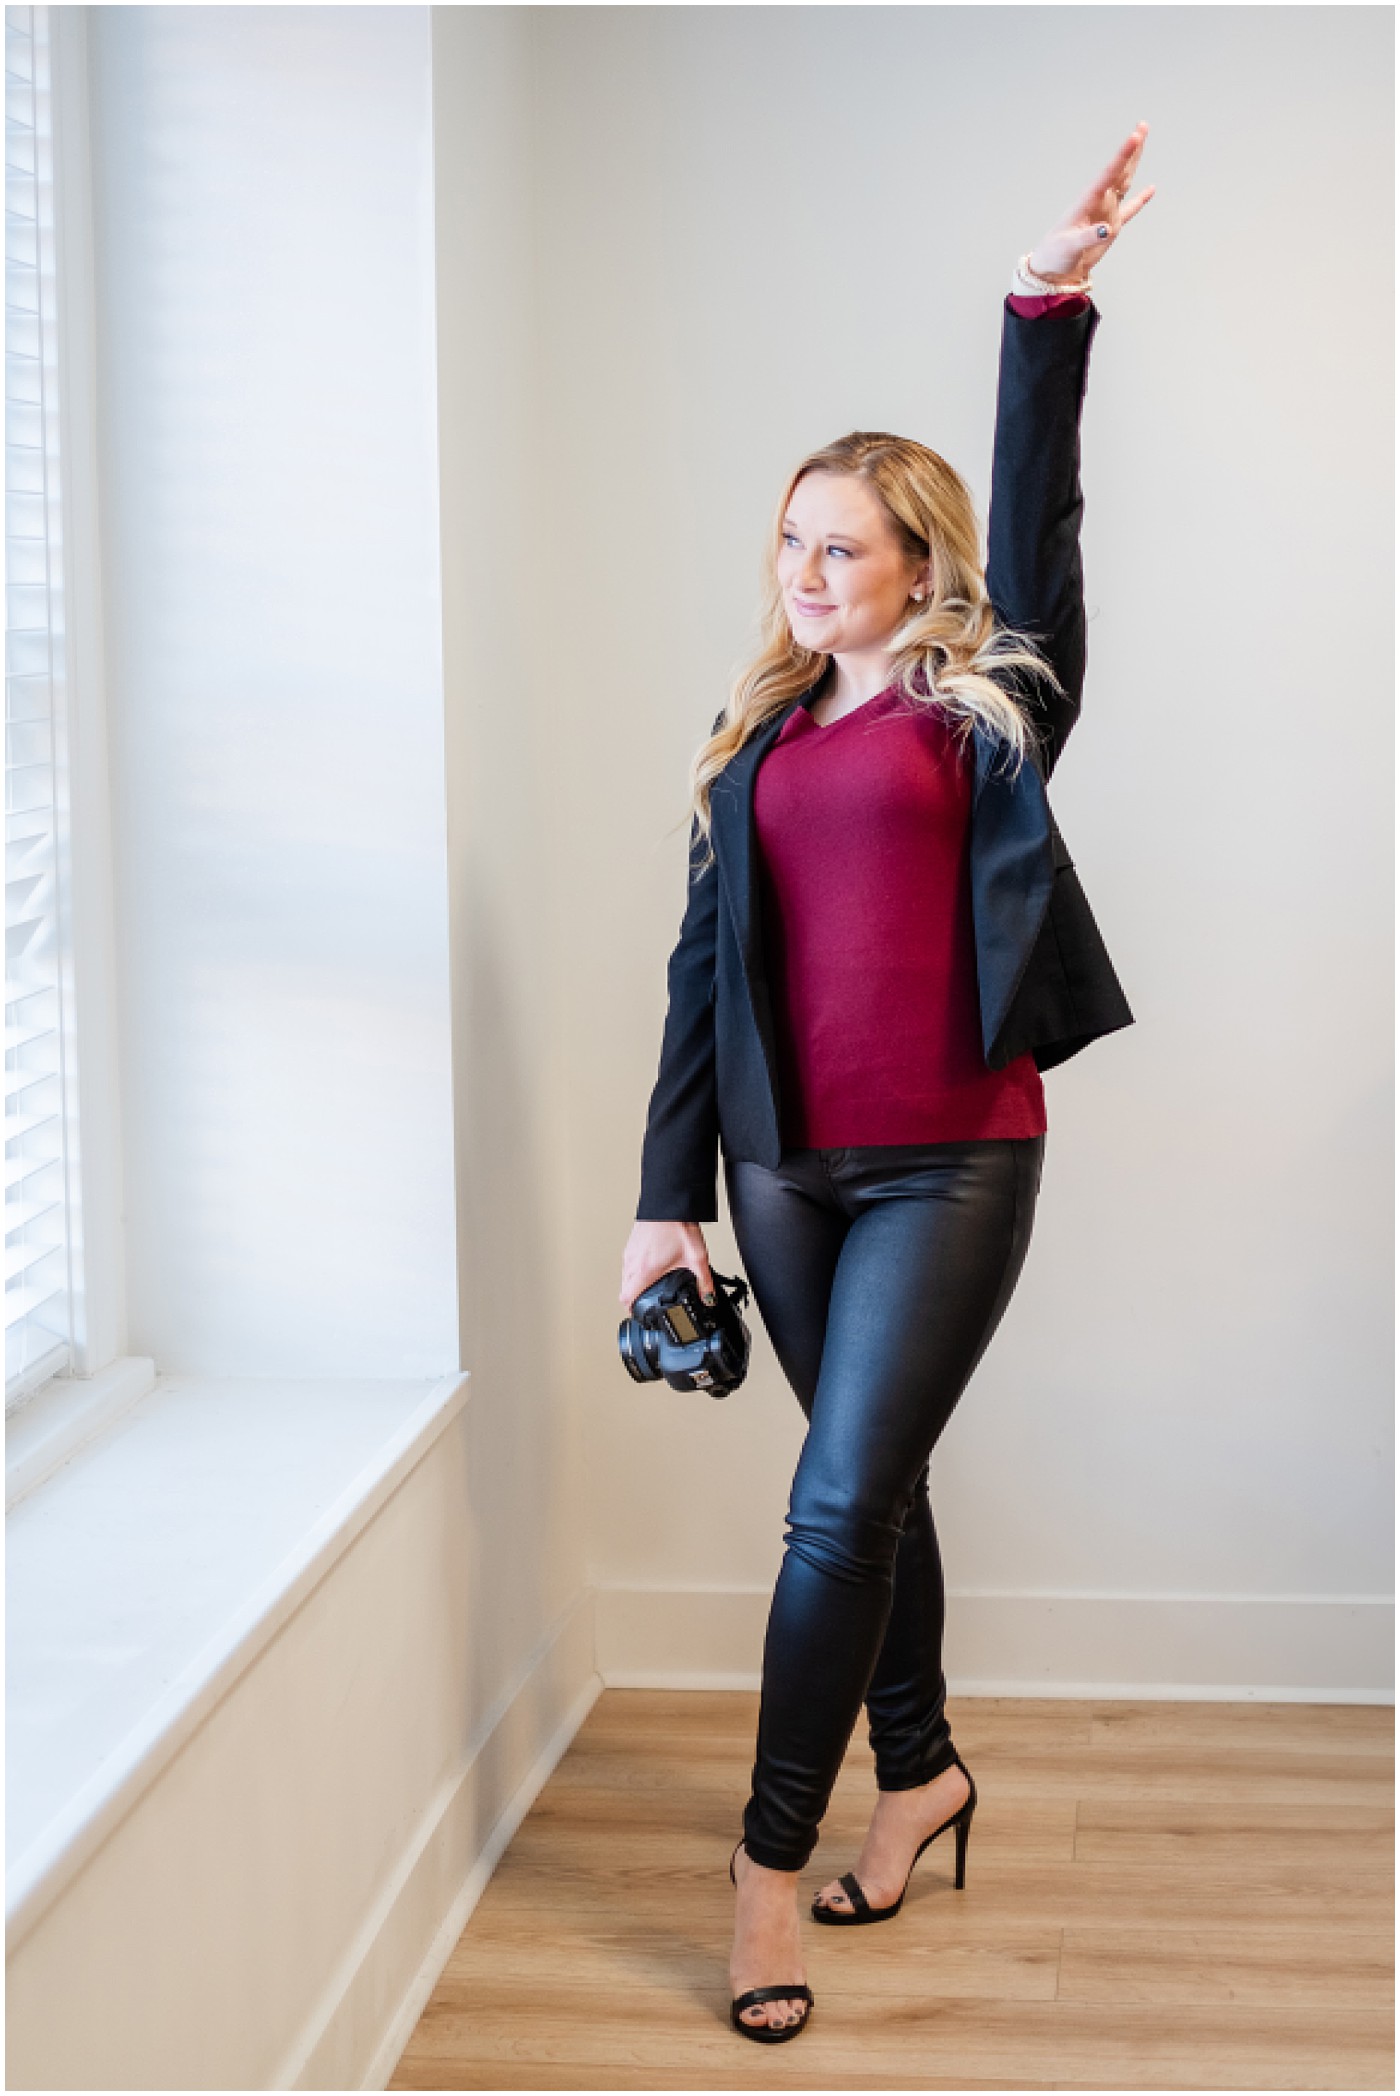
left=811, top=1750, right=977, bottom=1926
left=728, top=1839, right=815, bottom=2043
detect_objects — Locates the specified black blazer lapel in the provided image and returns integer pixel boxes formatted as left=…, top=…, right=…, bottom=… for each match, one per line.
left=708, top=701, right=800, bottom=987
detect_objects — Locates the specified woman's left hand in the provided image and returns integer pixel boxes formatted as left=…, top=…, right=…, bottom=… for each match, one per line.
left=1027, top=120, right=1156, bottom=284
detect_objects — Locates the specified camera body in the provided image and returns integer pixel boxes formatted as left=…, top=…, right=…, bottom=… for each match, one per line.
left=618, top=1266, right=752, bottom=1397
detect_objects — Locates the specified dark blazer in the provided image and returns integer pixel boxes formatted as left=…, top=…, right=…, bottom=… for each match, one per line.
left=636, top=295, right=1134, bottom=1222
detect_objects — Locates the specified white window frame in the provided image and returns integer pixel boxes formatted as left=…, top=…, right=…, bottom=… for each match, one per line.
left=6, top=4, right=125, bottom=1415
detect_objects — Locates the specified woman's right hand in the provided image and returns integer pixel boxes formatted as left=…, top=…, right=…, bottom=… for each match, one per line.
left=619, top=1219, right=716, bottom=1311
left=1026, top=120, right=1154, bottom=285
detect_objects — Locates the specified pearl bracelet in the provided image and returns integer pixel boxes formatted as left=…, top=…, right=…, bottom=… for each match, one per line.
left=1014, top=251, right=1092, bottom=298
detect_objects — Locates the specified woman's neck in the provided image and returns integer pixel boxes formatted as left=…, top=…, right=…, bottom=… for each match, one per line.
left=810, top=652, right=900, bottom=725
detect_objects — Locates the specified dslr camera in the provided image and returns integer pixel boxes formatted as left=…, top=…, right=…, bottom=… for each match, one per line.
left=618, top=1266, right=752, bottom=1397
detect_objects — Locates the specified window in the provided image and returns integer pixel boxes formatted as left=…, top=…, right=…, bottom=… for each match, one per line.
left=6, top=3, right=79, bottom=1404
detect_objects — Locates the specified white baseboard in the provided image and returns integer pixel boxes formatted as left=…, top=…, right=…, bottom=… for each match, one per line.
left=289, top=1587, right=601, bottom=2092
left=595, top=1584, right=1395, bottom=1703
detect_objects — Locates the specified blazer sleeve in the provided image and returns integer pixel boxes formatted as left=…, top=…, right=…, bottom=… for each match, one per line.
left=635, top=722, right=727, bottom=1223
left=986, top=292, right=1102, bottom=779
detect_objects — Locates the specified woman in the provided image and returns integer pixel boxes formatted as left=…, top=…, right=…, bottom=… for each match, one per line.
left=618, top=124, right=1154, bottom=2044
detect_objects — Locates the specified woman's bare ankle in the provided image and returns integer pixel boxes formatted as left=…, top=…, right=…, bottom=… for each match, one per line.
left=733, top=1847, right=800, bottom=1898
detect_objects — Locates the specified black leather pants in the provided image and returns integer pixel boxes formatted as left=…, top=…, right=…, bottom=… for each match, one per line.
left=723, top=1136, right=1045, bottom=1873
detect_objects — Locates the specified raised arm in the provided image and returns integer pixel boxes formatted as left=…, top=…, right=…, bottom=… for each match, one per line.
left=986, top=293, right=1101, bottom=777
left=987, top=123, right=1154, bottom=778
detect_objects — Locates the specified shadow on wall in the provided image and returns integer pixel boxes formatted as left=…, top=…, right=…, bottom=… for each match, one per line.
left=451, top=862, right=583, bottom=1758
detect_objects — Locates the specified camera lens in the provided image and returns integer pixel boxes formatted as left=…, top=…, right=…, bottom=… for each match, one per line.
left=617, top=1316, right=661, bottom=1382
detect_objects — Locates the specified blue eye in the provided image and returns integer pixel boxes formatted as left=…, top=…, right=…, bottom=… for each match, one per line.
left=782, top=533, right=851, bottom=556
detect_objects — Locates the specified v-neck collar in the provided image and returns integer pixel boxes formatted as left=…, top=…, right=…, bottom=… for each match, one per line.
left=789, top=679, right=904, bottom=737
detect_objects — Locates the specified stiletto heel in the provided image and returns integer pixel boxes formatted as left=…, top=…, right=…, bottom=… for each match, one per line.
left=728, top=1838, right=815, bottom=2043
left=954, top=1798, right=973, bottom=1889
left=812, top=1751, right=978, bottom=1925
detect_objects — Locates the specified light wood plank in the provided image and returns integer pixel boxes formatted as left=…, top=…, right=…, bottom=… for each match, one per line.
left=395, top=1989, right=1394, bottom=2090
left=1058, top=1923, right=1393, bottom=2007
left=1087, top=1700, right=1393, bottom=1755
left=1074, top=1797, right=1394, bottom=1867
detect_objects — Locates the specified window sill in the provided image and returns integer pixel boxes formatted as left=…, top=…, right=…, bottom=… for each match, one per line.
left=6, top=1368, right=470, bottom=1942
left=6, top=1355, right=158, bottom=1510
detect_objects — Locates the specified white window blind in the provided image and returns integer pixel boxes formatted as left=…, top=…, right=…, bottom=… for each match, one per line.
left=6, top=3, right=77, bottom=1404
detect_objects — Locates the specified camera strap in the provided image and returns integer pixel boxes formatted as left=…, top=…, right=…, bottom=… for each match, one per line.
left=711, top=1267, right=750, bottom=1312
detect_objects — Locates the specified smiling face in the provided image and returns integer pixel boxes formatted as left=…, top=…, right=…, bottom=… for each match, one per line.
left=777, top=470, right=929, bottom=656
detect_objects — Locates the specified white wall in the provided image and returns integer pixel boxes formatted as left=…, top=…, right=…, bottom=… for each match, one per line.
left=510, top=6, right=1393, bottom=1686
left=90, top=3, right=459, bottom=1378
left=430, top=2, right=591, bottom=1738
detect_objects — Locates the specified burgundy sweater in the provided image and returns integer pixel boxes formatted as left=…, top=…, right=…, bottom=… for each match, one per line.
left=752, top=287, right=1083, bottom=1150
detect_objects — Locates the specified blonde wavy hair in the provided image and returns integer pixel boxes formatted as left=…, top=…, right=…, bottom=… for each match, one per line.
left=684, top=431, right=1065, bottom=871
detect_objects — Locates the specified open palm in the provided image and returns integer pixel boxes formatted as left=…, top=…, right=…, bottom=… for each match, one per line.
left=1029, top=121, right=1156, bottom=282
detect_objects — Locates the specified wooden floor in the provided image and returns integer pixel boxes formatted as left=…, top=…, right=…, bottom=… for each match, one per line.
left=390, top=1690, right=1394, bottom=2091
